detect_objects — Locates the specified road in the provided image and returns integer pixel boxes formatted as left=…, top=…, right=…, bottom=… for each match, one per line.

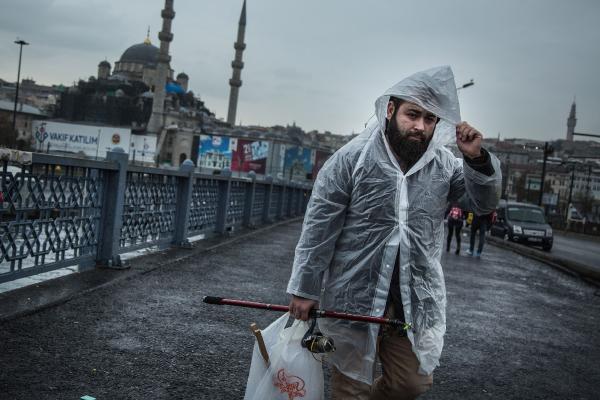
left=551, top=232, right=600, bottom=271
left=0, top=221, right=599, bottom=399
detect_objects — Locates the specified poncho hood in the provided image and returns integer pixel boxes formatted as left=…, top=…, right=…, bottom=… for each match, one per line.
left=374, top=65, right=461, bottom=148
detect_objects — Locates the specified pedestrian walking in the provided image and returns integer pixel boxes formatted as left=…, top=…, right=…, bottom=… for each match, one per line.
left=287, top=66, right=502, bottom=399
left=466, top=211, right=495, bottom=257
left=446, top=204, right=464, bottom=254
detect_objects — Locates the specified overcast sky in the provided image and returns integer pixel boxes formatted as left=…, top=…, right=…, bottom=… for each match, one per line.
left=1, top=0, right=599, bottom=142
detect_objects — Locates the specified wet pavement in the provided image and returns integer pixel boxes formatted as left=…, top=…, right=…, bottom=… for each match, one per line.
left=1, top=221, right=599, bottom=399
left=551, top=232, right=600, bottom=272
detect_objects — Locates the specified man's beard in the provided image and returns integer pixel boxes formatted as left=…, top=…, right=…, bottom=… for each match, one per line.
left=385, top=117, right=432, bottom=169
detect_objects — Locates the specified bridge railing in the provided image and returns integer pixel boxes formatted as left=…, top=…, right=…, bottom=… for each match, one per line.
left=0, top=149, right=311, bottom=283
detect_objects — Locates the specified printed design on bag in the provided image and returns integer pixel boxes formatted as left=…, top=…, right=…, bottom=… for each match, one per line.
left=273, top=368, right=306, bottom=399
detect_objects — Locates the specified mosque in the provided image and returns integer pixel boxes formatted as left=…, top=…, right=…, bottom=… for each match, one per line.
left=99, top=32, right=186, bottom=91
left=47, top=0, right=349, bottom=175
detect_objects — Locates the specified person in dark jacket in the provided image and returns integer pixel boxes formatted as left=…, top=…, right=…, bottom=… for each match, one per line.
left=467, top=212, right=495, bottom=257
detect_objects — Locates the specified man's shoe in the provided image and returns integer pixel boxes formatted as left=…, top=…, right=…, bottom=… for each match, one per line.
left=475, top=251, right=481, bottom=258
left=455, top=249, right=460, bottom=255
left=466, top=250, right=473, bottom=256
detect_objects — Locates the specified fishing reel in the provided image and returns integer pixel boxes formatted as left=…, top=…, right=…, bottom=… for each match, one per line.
left=301, top=318, right=336, bottom=354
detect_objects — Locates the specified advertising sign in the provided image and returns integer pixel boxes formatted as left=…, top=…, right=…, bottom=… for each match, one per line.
left=129, top=135, right=157, bottom=163
left=32, top=120, right=131, bottom=159
left=283, top=146, right=314, bottom=180
left=526, top=176, right=541, bottom=191
left=312, top=150, right=331, bottom=180
left=197, top=135, right=237, bottom=170
left=231, top=139, right=269, bottom=174
left=542, top=192, right=558, bottom=206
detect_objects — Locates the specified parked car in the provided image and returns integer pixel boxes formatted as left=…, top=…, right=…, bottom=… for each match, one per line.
left=490, top=201, right=553, bottom=251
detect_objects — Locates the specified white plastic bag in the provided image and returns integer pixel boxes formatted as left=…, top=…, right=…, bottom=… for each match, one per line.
left=244, top=313, right=324, bottom=400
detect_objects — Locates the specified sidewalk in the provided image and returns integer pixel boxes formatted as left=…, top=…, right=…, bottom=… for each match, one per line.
left=0, top=219, right=301, bottom=322
left=1, top=220, right=599, bottom=399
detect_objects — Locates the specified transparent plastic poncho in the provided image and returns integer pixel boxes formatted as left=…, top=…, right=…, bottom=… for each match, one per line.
left=287, top=66, right=502, bottom=384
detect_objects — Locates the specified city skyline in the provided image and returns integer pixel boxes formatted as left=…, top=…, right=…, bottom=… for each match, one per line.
left=0, top=0, right=599, bottom=142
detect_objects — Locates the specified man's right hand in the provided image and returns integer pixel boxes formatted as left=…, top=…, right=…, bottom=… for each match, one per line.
left=289, top=295, right=319, bottom=321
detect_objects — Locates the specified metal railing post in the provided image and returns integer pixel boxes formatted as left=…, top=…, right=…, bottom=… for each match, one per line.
left=97, top=148, right=128, bottom=268
left=215, top=170, right=232, bottom=235
left=243, top=171, right=256, bottom=227
left=286, top=183, right=296, bottom=217
left=296, top=186, right=303, bottom=215
left=262, top=176, right=273, bottom=224
left=172, top=159, right=194, bottom=247
left=276, top=182, right=285, bottom=220
left=303, top=187, right=311, bottom=213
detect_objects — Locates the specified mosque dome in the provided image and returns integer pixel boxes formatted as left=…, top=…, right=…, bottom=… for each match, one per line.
left=112, top=32, right=171, bottom=86
left=98, top=60, right=111, bottom=68
left=119, top=42, right=159, bottom=66
left=176, top=72, right=189, bottom=80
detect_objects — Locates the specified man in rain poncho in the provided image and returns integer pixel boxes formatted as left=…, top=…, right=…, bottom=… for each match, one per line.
left=287, top=66, right=501, bottom=399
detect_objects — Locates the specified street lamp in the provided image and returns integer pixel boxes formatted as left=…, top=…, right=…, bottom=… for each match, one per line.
left=538, top=142, right=554, bottom=207
left=457, top=79, right=474, bottom=91
left=12, top=38, right=29, bottom=133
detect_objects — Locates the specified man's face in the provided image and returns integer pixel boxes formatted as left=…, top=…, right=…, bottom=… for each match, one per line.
left=385, top=100, right=438, bottom=167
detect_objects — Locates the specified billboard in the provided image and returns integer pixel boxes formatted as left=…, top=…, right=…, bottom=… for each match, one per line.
left=312, top=150, right=331, bottom=180
left=32, top=120, right=131, bottom=159
left=197, top=135, right=237, bottom=170
left=231, top=139, right=269, bottom=174
left=526, top=176, right=541, bottom=191
left=283, top=146, right=314, bottom=180
left=542, top=192, right=558, bottom=206
left=129, top=135, right=157, bottom=163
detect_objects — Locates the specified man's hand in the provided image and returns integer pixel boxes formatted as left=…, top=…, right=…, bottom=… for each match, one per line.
left=289, top=295, right=319, bottom=321
left=456, top=122, right=483, bottom=159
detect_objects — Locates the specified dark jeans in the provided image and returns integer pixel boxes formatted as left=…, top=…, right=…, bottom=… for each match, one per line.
left=446, top=221, right=462, bottom=252
left=470, top=220, right=488, bottom=254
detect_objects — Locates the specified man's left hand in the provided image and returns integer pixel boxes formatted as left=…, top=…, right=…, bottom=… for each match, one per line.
left=456, top=122, right=483, bottom=159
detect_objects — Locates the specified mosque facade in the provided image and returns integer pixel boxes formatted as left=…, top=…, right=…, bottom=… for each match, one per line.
left=21, top=0, right=351, bottom=179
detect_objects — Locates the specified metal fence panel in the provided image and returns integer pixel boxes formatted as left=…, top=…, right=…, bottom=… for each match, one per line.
left=119, top=171, right=177, bottom=251
left=1, top=160, right=104, bottom=283
left=270, top=186, right=281, bottom=219
left=1, top=150, right=313, bottom=284
left=227, top=181, right=246, bottom=230
left=252, top=183, right=266, bottom=225
left=188, top=177, right=219, bottom=234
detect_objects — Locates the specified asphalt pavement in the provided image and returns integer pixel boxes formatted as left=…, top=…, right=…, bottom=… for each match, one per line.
left=551, top=232, right=600, bottom=271
left=0, top=221, right=599, bottom=399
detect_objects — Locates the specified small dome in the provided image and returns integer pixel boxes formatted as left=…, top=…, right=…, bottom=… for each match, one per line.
left=98, top=60, right=111, bottom=68
left=119, top=42, right=159, bottom=65
left=177, top=72, right=189, bottom=80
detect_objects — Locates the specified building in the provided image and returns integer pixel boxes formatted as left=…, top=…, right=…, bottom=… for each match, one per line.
left=0, top=99, right=46, bottom=148
left=6, top=1, right=352, bottom=180
left=111, top=33, right=174, bottom=88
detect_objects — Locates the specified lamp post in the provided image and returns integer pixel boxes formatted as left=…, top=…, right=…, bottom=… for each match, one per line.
left=12, top=38, right=29, bottom=133
left=567, top=165, right=575, bottom=215
left=457, top=79, right=474, bottom=91
left=538, top=141, right=554, bottom=207
left=502, top=154, right=511, bottom=199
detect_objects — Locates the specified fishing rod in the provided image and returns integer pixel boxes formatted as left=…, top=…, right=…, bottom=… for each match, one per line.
left=202, top=296, right=412, bottom=331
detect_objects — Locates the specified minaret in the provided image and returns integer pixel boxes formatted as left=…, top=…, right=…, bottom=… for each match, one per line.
left=149, top=0, right=175, bottom=160
left=566, top=100, right=576, bottom=142
left=97, top=60, right=111, bottom=79
left=227, top=0, right=247, bottom=126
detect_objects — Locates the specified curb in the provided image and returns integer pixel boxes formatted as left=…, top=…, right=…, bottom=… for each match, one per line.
left=486, top=235, right=600, bottom=284
left=0, top=217, right=303, bottom=323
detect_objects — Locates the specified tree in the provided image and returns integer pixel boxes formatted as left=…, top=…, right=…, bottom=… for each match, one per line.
left=515, top=174, right=527, bottom=202
left=0, top=114, right=17, bottom=148
left=575, top=190, right=594, bottom=215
